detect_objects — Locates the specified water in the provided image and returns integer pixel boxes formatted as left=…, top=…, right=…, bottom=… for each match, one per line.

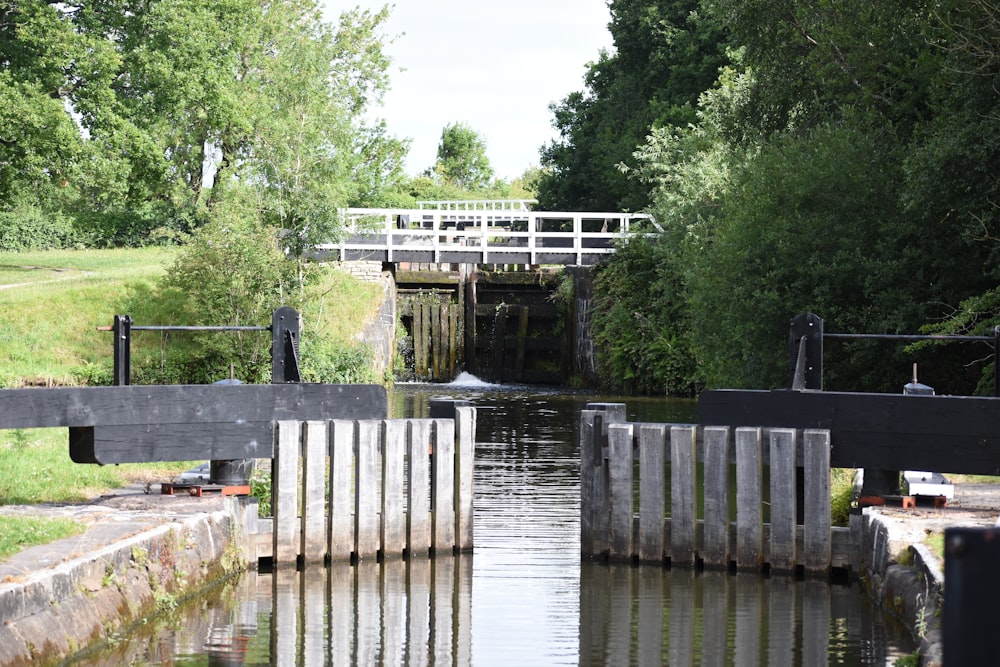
left=77, top=381, right=917, bottom=665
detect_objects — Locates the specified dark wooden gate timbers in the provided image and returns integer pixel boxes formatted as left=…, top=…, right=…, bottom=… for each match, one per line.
left=0, top=383, right=386, bottom=465
left=698, top=389, right=1000, bottom=476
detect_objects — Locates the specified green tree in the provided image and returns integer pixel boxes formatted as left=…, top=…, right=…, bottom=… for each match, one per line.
left=606, top=0, right=1000, bottom=394
left=0, top=0, right=405, bottom=248
left=536, top=0, right=728, bottom=212
left=429, top=122, right=494, bottom=190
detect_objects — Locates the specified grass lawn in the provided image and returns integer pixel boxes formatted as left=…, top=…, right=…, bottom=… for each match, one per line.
left=0, top=248, right=186, bottom=559
left=0, top=247, right=176, bottom=387
left=0, top=246, right=384, bottom=560
left=0, top=428, right=193, bottom=561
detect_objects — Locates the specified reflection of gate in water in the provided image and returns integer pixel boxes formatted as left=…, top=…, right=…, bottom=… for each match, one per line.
left=578, top=566, right=896, bottom=665
left=221, top=562, right=472, bottom=665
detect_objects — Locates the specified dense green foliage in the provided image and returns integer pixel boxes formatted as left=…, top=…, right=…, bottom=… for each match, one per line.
left=0, top=0, right=406, bottom=249
left=428, top=122, right=495, bottom=190
left=536, top=0, right=728, bottom=211
left=585, top=0, right=1000, bottom=395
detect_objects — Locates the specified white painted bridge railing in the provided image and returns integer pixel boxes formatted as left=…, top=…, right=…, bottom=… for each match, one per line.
left=314, top=208, right=658, bottom=266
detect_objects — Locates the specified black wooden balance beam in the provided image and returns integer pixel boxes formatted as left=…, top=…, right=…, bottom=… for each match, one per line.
left=0, top=383, right=386, bottom=465
left=698, top=389, right=1000, bottom=476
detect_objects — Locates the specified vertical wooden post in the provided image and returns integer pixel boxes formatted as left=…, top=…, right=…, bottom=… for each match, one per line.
left=702, top=426, right=731, bottom=569
left=803, top=429, right=832, bottom=572
left=769, top=428, right=797, bottom=572
left=465, top=278, right=478, bottom=375
left=301, top=420, right=327, bottom=563
left=406, top=419, right=432, bottom=557
left=514, top=305, right=529, bottom=382
left=273, top=420, right=301, bottom=566
left=455, top=406, right=476, bottom=552
left=638, top=424, right=667, bottom=563
left=382, top=420, right=407, bottom=559
left=492, top=304, right=507, bottom=381
left=608, top=422, right=635, bottom=561
left=433, top=302, right=443, bottom=381
left=355, top=420, right=380, bottom=560
left=432, top=419, right=456, bottom=552
left=413, top=303, right=425, bottom=380
left=449, top=304, right=460, bottom=379
left=329, top=420, right=355, bottom=562
left=670, top=425, right=697, bottom=566
left=580, top=403, right=627, bottom=558
left=735, top=427, right=763, bottom=571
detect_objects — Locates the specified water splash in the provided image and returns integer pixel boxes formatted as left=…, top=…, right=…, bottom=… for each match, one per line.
left=449, top=372, right=495, bottom=387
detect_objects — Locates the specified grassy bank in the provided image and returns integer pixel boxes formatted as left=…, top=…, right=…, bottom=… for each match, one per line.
left=0, top=247, right=385, bottom=559
left=0, top=247, right=175, bottom=387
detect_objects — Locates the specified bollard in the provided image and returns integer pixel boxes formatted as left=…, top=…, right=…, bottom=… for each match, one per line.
left=209, top=377, right=256, bottom=486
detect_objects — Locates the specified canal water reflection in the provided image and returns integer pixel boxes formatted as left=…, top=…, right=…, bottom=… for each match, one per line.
left=81, top=381, right=917, bottom=665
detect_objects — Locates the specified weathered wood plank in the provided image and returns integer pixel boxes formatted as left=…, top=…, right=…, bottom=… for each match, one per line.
left=581, top=404, right=627, bottom=559
left=432, top=419, right=456, bottom=552
left=769, top=428, right=797, bottom=573
left=670, top=425, right=697, bottom=566
left=63, top=383, right=386, bottom=464
left=273, top=421, right=301, bottom=566
left=803, top=429, right=832, bottom=572
left=301, top=420, right=327, bottom=563
left=699, top=388, right=1000, bottom=475
left=10, top=383, right=386, bottom=429
left=580, top=410, right=601, bottom=556
left=702, top=426, right=731, bottom=569
left=329, top=420, right=355, bottom=561
left=407, top=420, right=432, bottom=557
left=608, top=423, right=635, bottom=561
left=382, top=420, right=406, bottom=559
left=355, top=420, right=381, bottom=560
left=455, top=406, right=476, bottom=552
left=638, top=424, right=667, bottom=563
left=69, top=422, right=274, bottom=464
left=735, top=427, right=763, bottom=571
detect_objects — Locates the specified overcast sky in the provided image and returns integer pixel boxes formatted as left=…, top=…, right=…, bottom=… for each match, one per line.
left=325, top=1, right=614, bottom=180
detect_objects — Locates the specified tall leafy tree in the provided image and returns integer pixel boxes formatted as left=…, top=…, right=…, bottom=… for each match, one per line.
left=0, top=0, right=405, bottom=247
left=428, top=122, right=494, bottom=190
left=536, top=0, right=727, bottom=212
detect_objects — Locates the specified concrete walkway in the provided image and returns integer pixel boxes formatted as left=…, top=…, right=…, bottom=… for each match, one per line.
left=858, top=481, right=1000, bottom=667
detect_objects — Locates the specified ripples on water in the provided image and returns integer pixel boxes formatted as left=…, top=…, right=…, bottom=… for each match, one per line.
left=79, top=381, right=916, bottom=665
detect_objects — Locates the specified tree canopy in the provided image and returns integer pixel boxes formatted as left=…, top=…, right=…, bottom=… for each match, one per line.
left=535, top=0, right=728, bottom=212
left=588, top=0, right=1000, bottom=395
left=0, top=0, right=406, bottom=248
